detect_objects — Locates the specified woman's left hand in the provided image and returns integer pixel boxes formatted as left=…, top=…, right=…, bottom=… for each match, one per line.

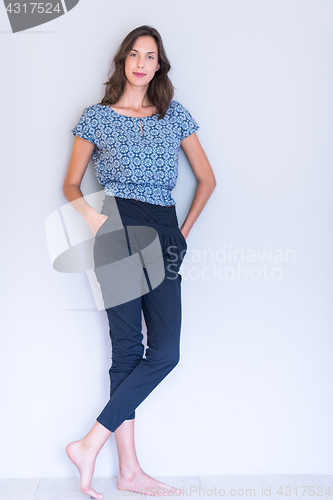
left=180, top=227, right=189, bottom=240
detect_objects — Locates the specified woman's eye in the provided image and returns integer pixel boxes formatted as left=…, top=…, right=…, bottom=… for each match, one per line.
left=130, top=53, right=154, bottom=59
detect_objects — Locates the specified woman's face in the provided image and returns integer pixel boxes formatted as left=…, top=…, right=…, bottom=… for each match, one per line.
left=124, top=35, right=160, bottom=86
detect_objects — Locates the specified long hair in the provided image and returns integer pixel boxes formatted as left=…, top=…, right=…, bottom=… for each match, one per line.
left=99, top=25, right=175, bottom=120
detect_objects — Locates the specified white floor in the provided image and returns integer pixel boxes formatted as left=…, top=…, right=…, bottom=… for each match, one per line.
left=0, top=475, right=332, bottom=500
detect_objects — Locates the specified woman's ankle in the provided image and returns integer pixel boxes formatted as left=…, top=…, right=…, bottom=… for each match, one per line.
left=119, top=463, right=142, bottom=479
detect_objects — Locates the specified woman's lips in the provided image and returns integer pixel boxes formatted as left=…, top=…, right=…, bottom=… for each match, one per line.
left=133, top=72, right=146, bottom=77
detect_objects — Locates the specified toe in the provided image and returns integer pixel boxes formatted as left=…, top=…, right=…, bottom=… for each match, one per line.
left=81, top=486, right=103, bottom=499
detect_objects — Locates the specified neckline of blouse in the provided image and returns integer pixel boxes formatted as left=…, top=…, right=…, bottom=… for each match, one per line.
left=99, top=104, right=158, bottom=119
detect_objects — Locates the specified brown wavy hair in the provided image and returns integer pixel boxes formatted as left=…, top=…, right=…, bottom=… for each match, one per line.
left=98, top=25, right=175, bottom=120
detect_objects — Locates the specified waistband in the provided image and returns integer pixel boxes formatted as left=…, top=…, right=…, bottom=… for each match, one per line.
left=104, top=181, right=176, bottom=207
left=102, top=195, right=180, bottom=232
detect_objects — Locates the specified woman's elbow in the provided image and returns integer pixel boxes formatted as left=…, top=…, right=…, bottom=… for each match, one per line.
left=198, top=176, right=217, bottom=195
left=206, top=175, right=217, bottom=191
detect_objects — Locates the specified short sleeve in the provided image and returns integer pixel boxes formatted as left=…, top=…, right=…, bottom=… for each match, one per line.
left=180, top=105, right=200, bottom=141
left=71, top=106, right=97, bottom=144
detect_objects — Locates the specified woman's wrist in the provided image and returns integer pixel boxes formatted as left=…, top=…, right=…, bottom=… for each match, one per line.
left=63, top=186, right=98, bottom=223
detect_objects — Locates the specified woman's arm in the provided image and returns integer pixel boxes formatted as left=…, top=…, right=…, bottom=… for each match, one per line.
left=62, top=136, right=108, bottom=235
left=179, top=133, right=217, bottom=239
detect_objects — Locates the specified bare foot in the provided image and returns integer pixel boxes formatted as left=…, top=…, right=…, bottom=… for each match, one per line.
left=117, top=466, right=182, bottom=496
left=66, top=440, right=104, bottom=499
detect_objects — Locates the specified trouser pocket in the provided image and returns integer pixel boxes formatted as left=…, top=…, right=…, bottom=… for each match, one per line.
left=95, top=215, right=110, bottom=237
left=178, top=227, right=187, bottom=250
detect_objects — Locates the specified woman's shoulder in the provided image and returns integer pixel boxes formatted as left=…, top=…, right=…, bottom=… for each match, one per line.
left=168, top=99, right=194, bottom=116
left=77, top=103, right=109, bottom=115
left=169, top=99, right=183, bottom=109
left=74, top=104, right=113, bottom=126
left=168, top=99, right=184, bottom=112
left=92, top=103, right=111, bottom=110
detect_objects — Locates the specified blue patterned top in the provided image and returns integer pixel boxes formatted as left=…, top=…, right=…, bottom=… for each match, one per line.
left=71, top=100, right=199, bottom=206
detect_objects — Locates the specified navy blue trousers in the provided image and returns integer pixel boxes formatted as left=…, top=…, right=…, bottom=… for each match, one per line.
left=93, top=196, right=187, bottom=433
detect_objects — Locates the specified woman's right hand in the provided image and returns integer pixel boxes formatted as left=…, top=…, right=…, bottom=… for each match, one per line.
left=92, top=214, right=109, bottom=236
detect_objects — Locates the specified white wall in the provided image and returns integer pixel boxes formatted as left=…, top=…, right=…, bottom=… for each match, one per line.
left=1, top=0, right=332, bottom=478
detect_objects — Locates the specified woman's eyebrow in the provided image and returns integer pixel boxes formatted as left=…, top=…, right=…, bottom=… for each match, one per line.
left=131, top=49, right=156, bottom=54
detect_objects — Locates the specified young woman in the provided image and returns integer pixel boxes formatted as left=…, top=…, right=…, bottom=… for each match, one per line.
left=63, top=25, right=216, bottom=499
